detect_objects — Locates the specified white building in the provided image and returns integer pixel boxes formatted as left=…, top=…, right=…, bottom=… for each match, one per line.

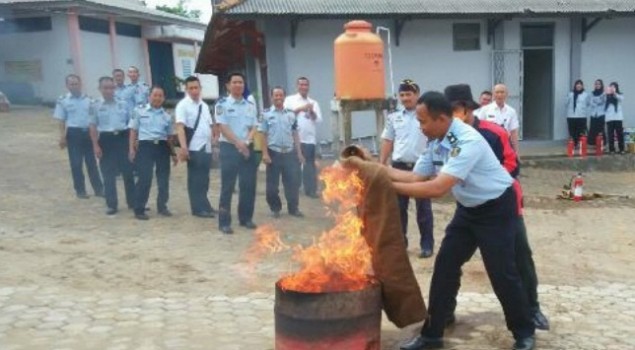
left=198, top=0, right=635, bottom=141
left=0, top=0, right=218, bottom=103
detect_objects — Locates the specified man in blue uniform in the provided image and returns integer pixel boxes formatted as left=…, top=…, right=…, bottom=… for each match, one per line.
left=53, top=74, right=103, bottom=199
left=126, top=66, right=149, bottom=108
left=128, top=86, right=177, bottom=220
left=379, top=79, right=434, bottom=258
left=89, top=77, right=135, bottom=215
left=259, top=86, right=305, bottom=218
left=392, top=91, right=535, bottom=350
left=215, top=72, right=259, bottom=234
left=113, top=68, right=131, bottom=104
left=175, top=76, right=216, bottom=218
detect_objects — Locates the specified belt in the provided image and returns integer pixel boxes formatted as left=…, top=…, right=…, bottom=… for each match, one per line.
left=67, top=127, right=89, bottom=132
left=139, top=139, right=167, bottom=144
left=393, top=161, right=416, bottom=168
left=100, top=130, right=128, bottom=136
left=269, top=146, right=294, bottom=154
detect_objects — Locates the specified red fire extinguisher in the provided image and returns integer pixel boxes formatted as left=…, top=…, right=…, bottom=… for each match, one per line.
left=595, top=133, right=603, bottom=156
left=572, top=173, right=584, bottom=202
left=580, top=134, right=588, bottom=157
left=567, top=138, right=574, bottom=157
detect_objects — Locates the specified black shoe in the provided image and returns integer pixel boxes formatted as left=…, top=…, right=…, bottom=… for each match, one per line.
left=129, top=206, right=150, bottom=212
left=533, top=309, right=550, bottom=331
left=270, top=211, right=281, bottom=219
left=94, top=191, right=104, bottom=198
left=209, top=207, right=218, bottom=215
left=289, top=210, right=304, bottom=218
left=419, top=249, right=434, bottom=259
left=444, top=314, right=456, bottom=327
left=135, top=213, right=149, bottom=220
left=76, top=193, right=89, bottom=199
left=513, top=336, right=535, bottom=350
left=193, top=211, right=215, bottom=218
left=399, top=335, right=444, bottom=350
left=240, top=221, right=257, bottom=229
left=306, top=193, right=320, bottom=199
left=220, top=226, right=234, bottom=235
left=158, top=209, right=173, bottom=217
left=106, top=208, right=118, bottom=216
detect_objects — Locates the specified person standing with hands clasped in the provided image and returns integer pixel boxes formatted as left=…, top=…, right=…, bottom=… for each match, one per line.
left=284, top=77, right=322, bottom=198
left=53, top=74, right=104, bottom=199
left=605, top=82, right=625, bottom=154
left=215, top=72, right=259, bottom=234
left=565, top=80, right=590, bottom=145
left=175, top=76, right=216, bottom=218
left=260, top=87, right=305, bottom=219
left=379, top=79, right=434, bottom=259
left=128, top=86, right=177, bottom=221
left=389, top=91, right=535, bottom=350
left=588, top=79, right=607, bottom=147
left=89, top=76, right=135, bottom=215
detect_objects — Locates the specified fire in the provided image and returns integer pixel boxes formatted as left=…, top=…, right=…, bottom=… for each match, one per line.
left=249, top=164, right=373, bottom=293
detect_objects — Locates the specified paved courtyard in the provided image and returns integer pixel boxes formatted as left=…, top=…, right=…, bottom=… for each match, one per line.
left=1, top=107, right=635, bottom=349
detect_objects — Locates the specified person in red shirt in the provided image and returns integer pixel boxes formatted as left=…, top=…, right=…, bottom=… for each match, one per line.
left=445, top=84, right=549, bottom=331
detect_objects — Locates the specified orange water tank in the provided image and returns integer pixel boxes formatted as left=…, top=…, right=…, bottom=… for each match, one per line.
left=334, top=20, right=385, bottom=100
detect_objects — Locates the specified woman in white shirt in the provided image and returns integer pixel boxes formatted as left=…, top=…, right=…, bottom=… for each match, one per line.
left=588, top=79, right=607, bottom=147
left=605, top=82, right=625, bottom=154
left=565, top=79, right=590, bottom=145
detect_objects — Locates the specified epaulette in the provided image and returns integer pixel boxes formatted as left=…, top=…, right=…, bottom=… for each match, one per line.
left=216, top=97, right=226, bottom=104
left=57, top=95, right=66, bottom=101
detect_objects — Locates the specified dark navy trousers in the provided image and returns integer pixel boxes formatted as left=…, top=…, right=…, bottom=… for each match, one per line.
left=218, top=142, right=257, bottom=227
left=187, top=149, right=213, bottom=215
left=66, top=127, right=103, bottom=196
left=265, top=149, right=300, bottom=214
left=133, top=140, right=170, bottom=215
left=421, top=187, right=535, bottom=340
left=392, top=161, right=434, bottom=251
left=98, top=131, right=134, bottom=210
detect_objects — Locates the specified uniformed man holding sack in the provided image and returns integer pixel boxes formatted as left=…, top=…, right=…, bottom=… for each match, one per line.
left=128, top=86, right=177, bottom=221
left=379, top=79, right=435, bottom=258
left=175, top=76, right=216, bottom=218
left=53, top=74, right=104, bottom=199
left=260, top=86, right=305, bottom=219
left=215, top=72, right=259, bottom=234
left=388, top=92, right=535, bottom=350
left=89, top=77, right=135, bottom=215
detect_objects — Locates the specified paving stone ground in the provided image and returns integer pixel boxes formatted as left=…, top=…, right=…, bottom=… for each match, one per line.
left=1, top=108, right=635, bottom=349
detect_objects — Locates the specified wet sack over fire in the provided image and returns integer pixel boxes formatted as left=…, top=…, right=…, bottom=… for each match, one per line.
left=247, top=145, right=426, bottom=349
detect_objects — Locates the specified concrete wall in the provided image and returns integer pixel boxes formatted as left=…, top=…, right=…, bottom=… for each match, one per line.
left=117, top=35, right=147, bottom=79
left=80, top=31, right=111, bottom=97
left=581, top=17, right=635, bottom=129
left=0, top=14, right=73, bottom=101
left=264, top=18, right=492, bottom=141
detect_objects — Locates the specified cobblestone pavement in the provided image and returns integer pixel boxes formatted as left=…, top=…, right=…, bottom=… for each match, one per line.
left=1, top=108, right=635, bottom=349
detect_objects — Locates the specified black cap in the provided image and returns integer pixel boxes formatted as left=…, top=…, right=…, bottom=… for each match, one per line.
left=444, top=84, right=479, bottom=110
left=399, top=79, right=420, bottom=93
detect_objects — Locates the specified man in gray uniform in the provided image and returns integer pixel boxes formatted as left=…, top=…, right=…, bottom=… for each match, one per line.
left=53, top=74, right=103, bottom=199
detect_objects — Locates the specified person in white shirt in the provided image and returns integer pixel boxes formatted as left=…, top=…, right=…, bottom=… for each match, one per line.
left=477, top=84, right=520, bottom=153
left=605, top=82, right=625, bottom=154
left=588, top=79, right=607, bottom=147
left=284, top=77, right=322, bottom=198
left=175, top=76, right=216, bottom=218
left=565, top=79, right=590, bottom=145
left=473, top=90, right=492, bottom=117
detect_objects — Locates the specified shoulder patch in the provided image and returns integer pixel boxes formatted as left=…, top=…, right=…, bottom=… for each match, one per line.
left=215, top=104, right=224, bottom=116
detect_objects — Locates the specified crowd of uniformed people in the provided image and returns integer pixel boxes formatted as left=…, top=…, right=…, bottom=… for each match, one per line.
left=54, top=66, right=552, bottom=350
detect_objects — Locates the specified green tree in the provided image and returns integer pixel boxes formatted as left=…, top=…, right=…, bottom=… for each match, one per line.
left=155, top=0, right=201, bottom=20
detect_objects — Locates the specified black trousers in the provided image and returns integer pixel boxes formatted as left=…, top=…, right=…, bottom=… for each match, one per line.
left=392, top=162, right=434, bottom=251
left=421, top=187, right=534, bottom=340
left=66, top=127, right=103, bottom=196
left=133, top=141, right=170, bottom=215
left=266, top=149, right=300, bottom=213
left=98, top=131, right=134, bottom=210
left=588, top=116, right=606, bottom=146
left=607, top=120, right=625, bottom=152
left=567, top=118, right=587, bottom=144
left=218, top=142, right=258, bottom=227
left=187, top=149, right=213, bottom=214
left=299, top=143, right=317, bottom=196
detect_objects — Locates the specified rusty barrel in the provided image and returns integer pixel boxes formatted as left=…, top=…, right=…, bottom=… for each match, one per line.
left=274, top=280, right=382, bottom=350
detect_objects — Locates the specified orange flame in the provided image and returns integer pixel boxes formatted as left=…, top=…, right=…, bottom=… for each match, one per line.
left=248, top=164, right=373, bottom=293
